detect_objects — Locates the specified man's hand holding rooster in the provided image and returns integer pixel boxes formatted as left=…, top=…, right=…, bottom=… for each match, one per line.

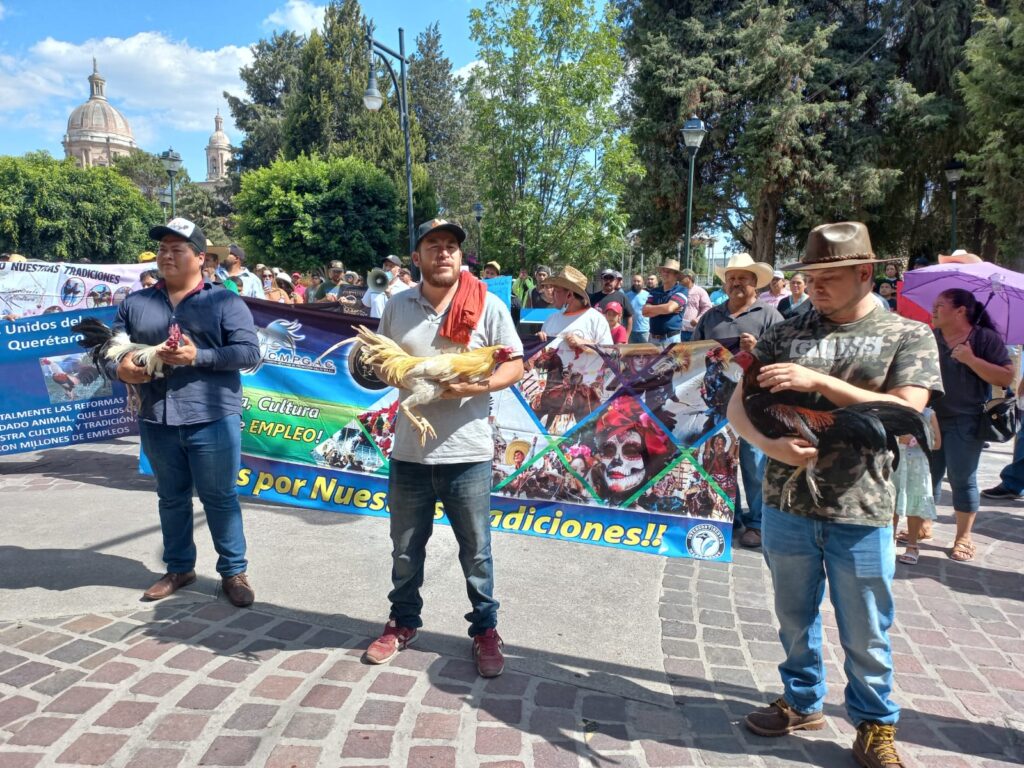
left=441, top=379, right=492, bottom=399
left=116, top=356, right=152, bottom=384
left=756, top=362, right=825, bottom=394
left=156, top=335, right=198, bottom=366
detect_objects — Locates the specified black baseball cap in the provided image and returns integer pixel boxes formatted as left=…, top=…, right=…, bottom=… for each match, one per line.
left=415, top=218, right=466, bottom=250
left=149, top=217, right=206, bottom=254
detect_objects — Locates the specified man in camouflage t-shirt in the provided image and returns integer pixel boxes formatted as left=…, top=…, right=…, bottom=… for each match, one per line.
left=727, top=223, right=942, bottom=768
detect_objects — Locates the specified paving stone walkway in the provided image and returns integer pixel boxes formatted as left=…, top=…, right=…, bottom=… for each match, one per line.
left=0, top=439, right=1022, bottom=767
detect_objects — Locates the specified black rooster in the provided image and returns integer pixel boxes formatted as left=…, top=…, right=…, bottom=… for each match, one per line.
left=727, top=350, right=935, bottom=505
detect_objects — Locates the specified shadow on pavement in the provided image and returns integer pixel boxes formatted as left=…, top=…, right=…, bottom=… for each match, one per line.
left=0, top=545, right=162, bottom=591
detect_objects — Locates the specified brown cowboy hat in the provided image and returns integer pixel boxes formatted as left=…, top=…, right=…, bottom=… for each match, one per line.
left=541, top=265, right=590, bottom=305
left=779, top=221, right=900, bottom=271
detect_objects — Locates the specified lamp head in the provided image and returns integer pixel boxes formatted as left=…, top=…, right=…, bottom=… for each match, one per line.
left=944, top=159, right=965, bottom=185
left=159, top=148, right=182, bottom=176
left=681, top=115, right=707, bottom=150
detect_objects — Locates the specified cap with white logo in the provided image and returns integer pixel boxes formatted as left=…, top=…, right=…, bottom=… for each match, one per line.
left=149, top=218, right=207, bottom=254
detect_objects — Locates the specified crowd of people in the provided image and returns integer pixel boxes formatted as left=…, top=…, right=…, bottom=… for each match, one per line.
left=10, top=208, right=1019, bottom=768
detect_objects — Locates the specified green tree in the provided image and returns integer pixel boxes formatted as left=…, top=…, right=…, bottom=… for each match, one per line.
left=223, top=31, right=306, bottom=176
left=467, top=0, right=641, bottom=274
left=233, top=154, right=399, bottom=274
left=409, top=23, right=479, bottom=223
left=282, top=30, right=335, bottom=159
left=0, top=152, right=162, bottom=262
left=959, top=1, right=1024, bottom=262
left=111, top=150, right=168, bottom=201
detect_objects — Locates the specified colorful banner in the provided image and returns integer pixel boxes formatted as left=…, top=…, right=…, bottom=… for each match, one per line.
left=234, top=301, right=738, bottom=560
left=0, top=260, right=149, bottom=320
left=0, top=306, right=138, bottom=455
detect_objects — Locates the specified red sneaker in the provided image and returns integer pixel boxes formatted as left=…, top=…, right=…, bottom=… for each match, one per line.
left=473, top=628, right=505, bottom=677
left=365, top=620, right=418, bottom=665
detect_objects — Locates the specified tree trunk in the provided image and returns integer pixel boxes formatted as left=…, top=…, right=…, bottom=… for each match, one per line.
left=750, top=189, right=781, bottom=266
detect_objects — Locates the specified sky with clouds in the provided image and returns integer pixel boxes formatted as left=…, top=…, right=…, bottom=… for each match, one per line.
left=0, top=0, right=480, bottom=177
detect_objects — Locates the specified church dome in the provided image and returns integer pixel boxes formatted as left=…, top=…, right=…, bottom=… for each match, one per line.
left=64, top=60, right=137, bottom=153
left=207, top=112, right=230, bottom=148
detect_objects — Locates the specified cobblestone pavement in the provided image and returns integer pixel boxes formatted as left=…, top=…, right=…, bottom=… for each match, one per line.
left=0, top=440, right=1022, bottom=767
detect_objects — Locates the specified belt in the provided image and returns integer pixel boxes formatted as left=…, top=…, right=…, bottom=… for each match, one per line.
left=650, top=334, right=673, bottom=340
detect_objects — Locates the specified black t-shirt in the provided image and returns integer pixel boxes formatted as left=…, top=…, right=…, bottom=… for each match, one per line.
left=527, top=287, right=551, bottom=309
left=588, top=289, right=634, bottom=321
left=933, top=326, right=1010, bottom=419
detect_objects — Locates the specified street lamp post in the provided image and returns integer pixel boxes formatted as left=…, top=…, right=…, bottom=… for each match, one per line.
left=363, top=23, right=415, bottom=258
left=472, top=202, right=484, bottom=263
left=158, top=148, right=183, bottom=218
left=679, top=115, right=707, bottom=272
left=944, top=160, right=965, bottom=251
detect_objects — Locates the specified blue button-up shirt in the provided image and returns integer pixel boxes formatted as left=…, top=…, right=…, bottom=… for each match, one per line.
left=626, top=289, right=650, bottom=333
left=107, top=280, right=260, bottom=426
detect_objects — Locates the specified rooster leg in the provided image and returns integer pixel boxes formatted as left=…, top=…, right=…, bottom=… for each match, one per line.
left=804, top=457, right=822, bottom=506
left=400, top=402, right=436, bottom=447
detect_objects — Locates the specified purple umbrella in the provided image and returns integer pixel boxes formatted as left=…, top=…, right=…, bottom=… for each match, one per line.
left=901, top=262, right=1024, bottom=343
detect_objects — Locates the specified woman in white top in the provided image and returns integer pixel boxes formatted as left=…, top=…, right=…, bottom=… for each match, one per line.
left=537, top=265, right=613, bottom=349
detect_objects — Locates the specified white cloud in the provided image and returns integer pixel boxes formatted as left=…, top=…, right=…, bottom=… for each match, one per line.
left=0, top=3, right=7, bottom=22
left=263, top=0, right=325, bottom=34
left=453, top=59, right=483, bottom=83
left=0, top=32, right=252, bottom=142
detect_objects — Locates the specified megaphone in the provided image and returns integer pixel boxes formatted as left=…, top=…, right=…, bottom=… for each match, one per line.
left=367, top=268, right=391, bottom=294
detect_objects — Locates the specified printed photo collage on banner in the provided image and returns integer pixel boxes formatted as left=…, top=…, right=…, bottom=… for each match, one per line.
left=0, top=260, right=150, bottom=455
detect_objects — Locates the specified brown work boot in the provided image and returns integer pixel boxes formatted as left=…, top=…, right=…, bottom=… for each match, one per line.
left=221, top=573, right=255, bottom=607
left=853, top=722, right=905, bottom=767
left=473, top=628, right=505, bottom=678
left=744, top=697, right=825, bottom=736
left=365, top=620, right=418, bottom=665
left=142, top=571, right=196, bottom=601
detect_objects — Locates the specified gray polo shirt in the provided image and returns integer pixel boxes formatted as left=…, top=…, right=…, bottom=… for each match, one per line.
left=379, top=286, right=523, bottom=464
left=692, top=299, right=784, bottom=343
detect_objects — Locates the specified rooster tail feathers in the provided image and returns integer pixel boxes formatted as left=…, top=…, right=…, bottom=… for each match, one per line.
left=72, top=318, right=114, bottom=350
left=841, top=401, right=935, bottom=452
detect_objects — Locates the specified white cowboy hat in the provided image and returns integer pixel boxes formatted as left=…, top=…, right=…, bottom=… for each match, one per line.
left=714, top=253, right=774, bottom=289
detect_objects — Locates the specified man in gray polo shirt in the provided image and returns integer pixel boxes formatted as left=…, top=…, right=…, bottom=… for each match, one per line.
left=692, top=253, right=783, bottom=548
left=365, top=218, right=524, bottom=678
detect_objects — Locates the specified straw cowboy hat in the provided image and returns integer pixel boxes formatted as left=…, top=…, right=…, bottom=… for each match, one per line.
left=540, top=266, right=590, bottom=304
left=714, top=253, right=774, bottom=289
left=659, top=258, right=682, bottom=273
left=938, top=248, right=983, bottom=265
left=779, top=221, right=899, bottom=271
left=505, top=440, right=531, bottom=466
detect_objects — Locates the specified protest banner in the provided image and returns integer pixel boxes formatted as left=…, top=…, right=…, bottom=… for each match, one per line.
left=232, top=301, right=738, bottom=561
left=0, top=260, right=149, bottom=320
left=0, top=306, right=138, bottom=455
left=0, top=292, right=739, bottom=560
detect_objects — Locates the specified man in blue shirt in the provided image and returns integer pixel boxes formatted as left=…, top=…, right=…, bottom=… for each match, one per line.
left=626, top=273, right=650, bottom=343
left=110, top=217, right=261, bottom=606
left=641, top=258, right=688, bottom=346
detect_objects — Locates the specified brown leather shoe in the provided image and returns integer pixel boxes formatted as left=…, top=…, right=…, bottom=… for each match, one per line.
left=745, top=697, right=825, bottom=736
left=740, top=528, right=762, bottom=548
left=143, top=571, right=196, bottom=601
left=222, top=573, right=255, bottom=607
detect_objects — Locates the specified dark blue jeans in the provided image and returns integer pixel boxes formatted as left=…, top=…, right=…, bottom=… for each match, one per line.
left=387, top=459, right=497, bottom=637
left=998, top=422, right=1024, bottom=493
left=930, top=415, right=984, bottom=512
left=139, top=414, right=248, bottom=577
left=734, top=438, right=766, bottom=531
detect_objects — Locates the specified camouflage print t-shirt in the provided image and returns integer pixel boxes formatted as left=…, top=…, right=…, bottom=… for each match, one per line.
left=752, top=306, right=943, bottom=526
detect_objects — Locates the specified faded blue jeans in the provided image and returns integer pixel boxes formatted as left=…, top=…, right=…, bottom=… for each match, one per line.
left=734, top=438, right=765, bottom=531
left=998, top=422, right=1024, bottom=493
left=762, top=505, right=899, bottom=726
left=139, top=414, right=248, bottom=577
left=387, top=459, right=497, bottom=637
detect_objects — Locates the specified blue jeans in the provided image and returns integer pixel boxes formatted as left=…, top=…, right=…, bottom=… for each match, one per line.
left=628, top=330, right=649, bottom=344
left=139, top=414, right=248, bottom=577
left=679, top=331, right=693, bottom=342
left=930, top=415, right=984, bottom=512
left=734, top=438, right=765, bottom=531
left=387, top=459, right=497, bottom=637
left=762, top=505, right=899, bottom=726
left=651, top=333, right=681, bottom=347
left=998, top=422, right=1024, bottom=493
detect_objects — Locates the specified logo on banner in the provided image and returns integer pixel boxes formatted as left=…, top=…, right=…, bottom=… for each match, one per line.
left=686, top=523, right=726, bottom=560
left=243, top=319, right=336, bottom=376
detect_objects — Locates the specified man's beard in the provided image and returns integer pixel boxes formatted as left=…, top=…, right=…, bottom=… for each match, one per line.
left=421, top=265, right=459, bottom=289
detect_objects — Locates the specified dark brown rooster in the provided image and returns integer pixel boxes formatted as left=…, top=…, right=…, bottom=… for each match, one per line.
left=727, top=350, right=935, bottom=505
